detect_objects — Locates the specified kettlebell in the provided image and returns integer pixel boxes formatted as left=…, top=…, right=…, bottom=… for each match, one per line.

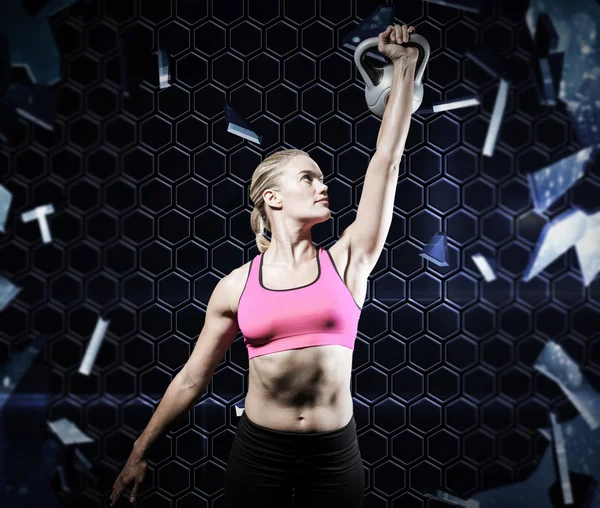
left=354, top=33, right=430, bottom=117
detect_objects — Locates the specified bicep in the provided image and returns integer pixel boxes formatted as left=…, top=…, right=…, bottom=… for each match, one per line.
left=181, top=275, right=240, bottom=389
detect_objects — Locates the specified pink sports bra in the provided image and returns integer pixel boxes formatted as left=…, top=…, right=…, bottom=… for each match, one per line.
left=237, top=246, right=362, bottom=360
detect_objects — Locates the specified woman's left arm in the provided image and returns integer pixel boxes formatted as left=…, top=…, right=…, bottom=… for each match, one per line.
left=375, top=58, right=417, bottom=163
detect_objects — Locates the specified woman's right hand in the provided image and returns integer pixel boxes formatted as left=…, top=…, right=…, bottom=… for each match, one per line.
left=110, top=450, right=148, bottom=506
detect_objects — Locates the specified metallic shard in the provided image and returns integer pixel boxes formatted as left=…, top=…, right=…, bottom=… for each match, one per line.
left=79, top=316, right=110, bottom=376
left=0, top=357, right=60, bottom=508
left=73, top=448, right=96, bottom=482
left=523, top=208, right=589, bottom=282
left=424, top=488, right=480, bottom=507
left=421, top=0, right=484, bottom=14
left=534, top=52, right=564, bottom=107
left=534, top=340, right=600, bottom=430
left=538, top=414, right=600, bottom=507
left=574, top=209, right=600, bottom=286
left=471, top=434, right=556, bottom=507
left=0, top=335, right=46, bottom=409
left=415, top=106, right=434, bottom=115
left=474, top=413, right=597, bottom=507
left=420, top=232, right=450, bottom=267
left=538, top=58, right=557, bottom=106
left=535, top=13, right=560, bottom=57
left=0, top=83, right=57, bottom=131
left=342, top=4, right=394, bottom=59
left=466, top=47, right=508, bottom=79
left=0, top=274, right=21, bottom=313
left=472, top=253, right=497, bottom=282
left=46, top=418, right=93, bottom=446
left=119, top=25, right=154, bottom=96
left=20, top=204, right=55, bottom=243
left=526, top=0, right=600, bottom=146
left=234, top=398, right=246, bottom=417
left=417, top=96, right=480, bottom=115
left=224, top=98, right=263, bottom=145
left=74, top=448, right=92, bottom=471
left=0, top=0, right=79, bottom=85
left=483, top=79, right=510, bottom=157
left=156, top=48, right=172, bottom=89
left=550, top=412, right=574, bottom=505
left=546, top=52, right=564, bottom=95
left=570, top=68, right=600, bottom=147
left=56, top=465, right=70, bottom=492
left=528, top=146, right=593, bottom=214
left=0, top=185, right=12, bottom=233
left=74, top=458, right=97, bottom=482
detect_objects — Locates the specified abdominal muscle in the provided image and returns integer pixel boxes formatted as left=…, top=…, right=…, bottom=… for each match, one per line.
left=243, top=344, right=355, bottom=433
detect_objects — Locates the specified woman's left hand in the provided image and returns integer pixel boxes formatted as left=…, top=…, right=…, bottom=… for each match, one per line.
left=377, top=24, right=419, bottom=64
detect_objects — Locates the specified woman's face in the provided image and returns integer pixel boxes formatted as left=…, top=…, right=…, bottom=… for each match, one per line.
left=264, top=154, right=330, bottom=226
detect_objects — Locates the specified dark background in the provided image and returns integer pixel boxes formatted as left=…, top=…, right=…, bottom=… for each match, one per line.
left=1, top=0, right=599, bottom=506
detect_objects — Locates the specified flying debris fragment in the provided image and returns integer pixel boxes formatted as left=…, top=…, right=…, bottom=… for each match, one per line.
left=526, top=0, right=600, bottom=146
left=534, top=340, right=600, bottom=430
left=417, top=96, right=480, bottom=115
left=20, top=204, right=55, bottom=244
left=0, top=0, right=78, bottom=85
left=156, top=48, right=173, bottom=89
left=465, top=48, right=509, bottom=157
left=225, top=98, right=263, bottom=145
left=46, top=418, right=94, bottom=446
left=424, top=488, right=479, bottom=507
left=574, top=208, right=600, bottom=287
left=0, top=185, right=12, bottom=233
left=420, top=232, right=450, bottom=267
left=528, top=146, right=593, bottom=214
left=342, top=4, right=394, bottom=62
left=471, top=253, right=497, bottom=282
left=2, top=84, right=56, bottom=130
left=550, top=412, right=574, bottom=505
left=483, top=79, right=510, bottom=157
left=523, top=208, right=588, bottom=283
left=0, top=335, right=47, bottom=410
left=421, top=0, right=485, bottom=14
left=79, top=316, right=110, bottom=376
left=0, top=275, right=20, bottom=314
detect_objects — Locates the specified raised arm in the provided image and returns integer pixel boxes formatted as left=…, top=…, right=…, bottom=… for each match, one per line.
left=375, top=25, right=418, bottom=162
left=343, top=24, right=418, bottom=270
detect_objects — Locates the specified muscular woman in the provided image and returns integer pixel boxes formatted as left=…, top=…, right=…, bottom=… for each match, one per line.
left=110, top=23, right=418, bottom=508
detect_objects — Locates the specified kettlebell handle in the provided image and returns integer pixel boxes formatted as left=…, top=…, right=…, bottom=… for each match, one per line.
left=354, top=33, right=430, bottom=89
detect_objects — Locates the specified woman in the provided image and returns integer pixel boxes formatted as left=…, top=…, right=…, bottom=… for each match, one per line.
left=110, top=24, right=418, bottom=507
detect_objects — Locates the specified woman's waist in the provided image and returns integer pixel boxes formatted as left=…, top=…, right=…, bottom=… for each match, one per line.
left=244, top=387, right=353, bottom=433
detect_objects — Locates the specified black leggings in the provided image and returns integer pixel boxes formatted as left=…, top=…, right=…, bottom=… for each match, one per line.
left=222, top=410, right=365, bottom=508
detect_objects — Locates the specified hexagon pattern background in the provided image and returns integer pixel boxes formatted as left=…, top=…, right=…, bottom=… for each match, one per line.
left=1, top=0, right=599, bottom=506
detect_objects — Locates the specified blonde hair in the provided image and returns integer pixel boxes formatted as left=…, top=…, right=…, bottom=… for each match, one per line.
left=250, top=148, right=309, bottom=253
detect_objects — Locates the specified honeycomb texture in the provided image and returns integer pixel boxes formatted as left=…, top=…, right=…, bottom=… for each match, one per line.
left=1, top=0, right=599, bottom=506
